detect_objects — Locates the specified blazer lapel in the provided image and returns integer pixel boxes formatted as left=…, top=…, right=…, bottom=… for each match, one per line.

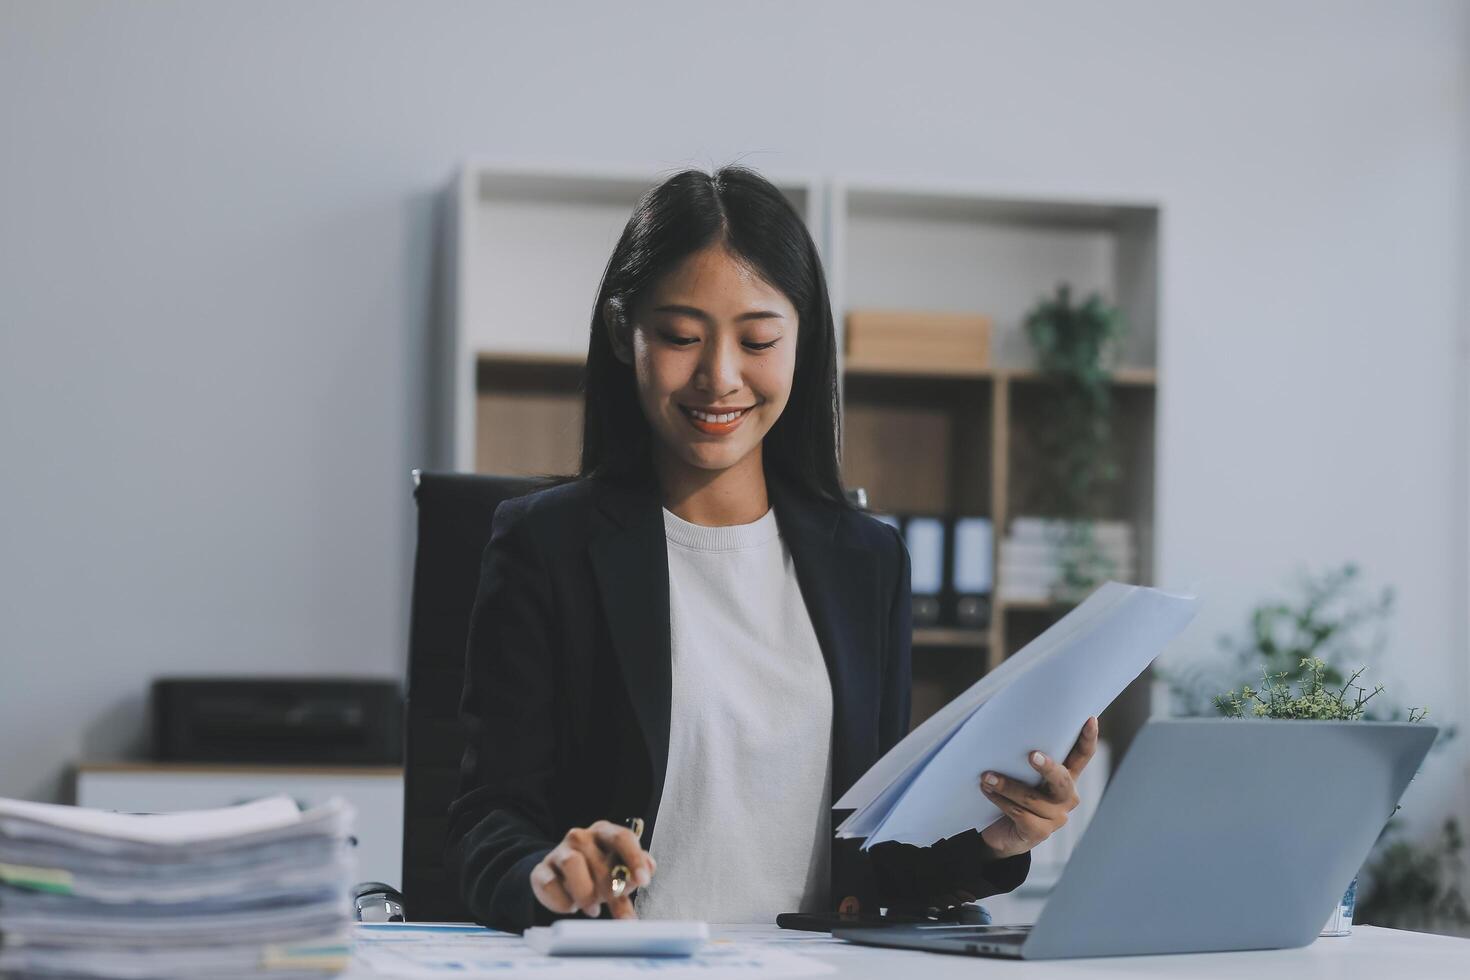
left=587, top=480, right=673, bottom=830
left=768, top=477, right=882, bottom=799
left=769, top=477, right=888, bottom=913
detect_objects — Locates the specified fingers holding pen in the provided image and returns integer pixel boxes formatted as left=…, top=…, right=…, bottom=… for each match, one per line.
left=529, top=819, right=658, bottom=920
left=591, top=820, right=655, bottom=890
left=590, top=820, right=654, bottom=920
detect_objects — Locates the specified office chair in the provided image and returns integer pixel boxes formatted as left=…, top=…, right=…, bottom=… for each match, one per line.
left=354, top=471, right=550, bottom=923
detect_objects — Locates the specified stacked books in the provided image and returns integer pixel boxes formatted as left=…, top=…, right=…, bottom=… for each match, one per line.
left=0, top=794, right=354, bottom=978
left=998, top=517, right=1136, bottom=602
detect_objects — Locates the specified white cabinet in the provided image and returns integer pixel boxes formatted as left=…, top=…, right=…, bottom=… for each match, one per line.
left=75, top=763, right=404, bottom=889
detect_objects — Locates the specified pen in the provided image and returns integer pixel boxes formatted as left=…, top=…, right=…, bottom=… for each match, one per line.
left=608, top=816, right=645, bottom=899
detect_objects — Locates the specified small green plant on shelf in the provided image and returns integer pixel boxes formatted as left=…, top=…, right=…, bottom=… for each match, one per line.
left=1023, top=283, right=1128, bottom=601
left=1214, top=656, right=1427, bottom=722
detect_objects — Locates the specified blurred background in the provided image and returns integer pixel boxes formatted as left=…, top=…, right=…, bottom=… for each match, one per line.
left=1, top=0, right=1466, bottom=933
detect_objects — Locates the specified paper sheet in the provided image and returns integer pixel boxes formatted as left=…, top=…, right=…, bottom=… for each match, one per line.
left=841, top=582, right=1199, bottom=849
left=353, top=923, right=835, bottom=978
left=0, top=794, right=306, bottom=846
left=833, top=582, right=1130, bottom=817
left=0, top=795, right=356, bottom=978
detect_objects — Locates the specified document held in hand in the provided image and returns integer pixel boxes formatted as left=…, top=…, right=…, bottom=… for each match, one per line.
left=835, top=581, right=1200, bottom=849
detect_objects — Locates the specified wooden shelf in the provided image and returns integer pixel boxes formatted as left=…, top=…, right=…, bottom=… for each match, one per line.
left=843, top=360, right=1157, bottom=387
left=477, top=351, right=585, bottom=370
left=1006, top=366, right=1157, bottom=387
left=913, top=627, right=989, bottom=648
left=843, top=357, right=993, bottom=381
left=997, top=597, right=1077, bottom=613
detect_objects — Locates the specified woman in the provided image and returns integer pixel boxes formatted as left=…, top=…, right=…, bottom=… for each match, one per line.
left=445, top=165, right=1098, bottom=932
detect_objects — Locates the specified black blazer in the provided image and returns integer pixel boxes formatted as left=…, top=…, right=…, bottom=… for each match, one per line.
left=445, top=472, right=1029, bottom=932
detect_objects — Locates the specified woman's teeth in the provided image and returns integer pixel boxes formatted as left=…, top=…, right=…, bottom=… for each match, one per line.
left=687, top=407, right=748, bottom=423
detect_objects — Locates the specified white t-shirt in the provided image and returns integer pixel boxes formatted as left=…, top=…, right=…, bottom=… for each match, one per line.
left=632, top=506, right=834, bottom=922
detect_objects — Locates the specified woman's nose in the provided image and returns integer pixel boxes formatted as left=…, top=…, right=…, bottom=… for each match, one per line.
left=695, top=338, right=742, bottom=395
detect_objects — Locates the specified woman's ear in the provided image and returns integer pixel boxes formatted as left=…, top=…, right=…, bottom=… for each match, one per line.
left=602, top=297, right=634, bottom=366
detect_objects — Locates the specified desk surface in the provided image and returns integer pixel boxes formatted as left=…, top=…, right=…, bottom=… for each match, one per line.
left=348, top=922, right=1469, bottom=978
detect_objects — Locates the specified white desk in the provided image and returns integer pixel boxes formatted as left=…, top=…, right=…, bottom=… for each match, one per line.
left=347, top=922, right=1469, bottom=978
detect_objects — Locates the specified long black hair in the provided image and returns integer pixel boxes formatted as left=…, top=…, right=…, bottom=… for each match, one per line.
left=579, top=165, right=849, bottom=507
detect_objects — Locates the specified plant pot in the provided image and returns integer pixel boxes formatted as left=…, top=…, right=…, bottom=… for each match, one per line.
left=1320, top=875, right=1357, bottom=937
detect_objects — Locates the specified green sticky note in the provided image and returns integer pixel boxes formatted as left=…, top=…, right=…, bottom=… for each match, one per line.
left=0, top=861, right=74, bottom=895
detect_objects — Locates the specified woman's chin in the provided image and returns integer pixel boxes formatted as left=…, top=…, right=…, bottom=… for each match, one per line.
left=670, top=442, right=759, bottom=474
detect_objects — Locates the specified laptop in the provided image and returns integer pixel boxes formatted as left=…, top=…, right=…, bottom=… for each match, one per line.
left=836, top=718, right=1435, bottom=959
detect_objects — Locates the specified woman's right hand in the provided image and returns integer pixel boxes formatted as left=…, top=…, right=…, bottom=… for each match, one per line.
left=529, top=821, right=657, bottom=919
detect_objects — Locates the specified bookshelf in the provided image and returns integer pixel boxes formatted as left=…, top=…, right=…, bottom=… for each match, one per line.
left=444, top=165, right=1161, bottom=752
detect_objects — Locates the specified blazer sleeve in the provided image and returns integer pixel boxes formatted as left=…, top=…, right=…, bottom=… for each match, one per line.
left=864, top=523, right=1031, bottom=909
left=444, top=497, right=568, bottom=932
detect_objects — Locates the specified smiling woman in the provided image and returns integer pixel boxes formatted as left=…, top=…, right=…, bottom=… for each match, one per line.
left=445, top=166, right=1090, bottom=933
left=605, top=244, right=801, bottom=523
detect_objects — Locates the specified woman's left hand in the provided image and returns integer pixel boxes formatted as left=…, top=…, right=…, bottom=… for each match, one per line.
left=978, top=716, right=1099, bottom=860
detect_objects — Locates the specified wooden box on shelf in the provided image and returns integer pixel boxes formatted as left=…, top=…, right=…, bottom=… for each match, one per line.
left=845, top=309, right=991, bottom=375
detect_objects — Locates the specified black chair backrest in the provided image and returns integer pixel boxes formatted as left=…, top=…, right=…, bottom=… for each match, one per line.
left=401, top=471, right=549, bottom=921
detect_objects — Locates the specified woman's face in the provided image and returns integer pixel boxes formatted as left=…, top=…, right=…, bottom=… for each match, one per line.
left=615, top=243, right=799, bottom=478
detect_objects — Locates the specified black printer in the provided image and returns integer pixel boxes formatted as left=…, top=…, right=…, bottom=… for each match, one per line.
left=152, top=677, right=404, bottom=764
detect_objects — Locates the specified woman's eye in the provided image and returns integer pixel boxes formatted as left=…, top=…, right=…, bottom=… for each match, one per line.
left=660, top=333, right=698, bottom=347
left=743, top=340, right=779, bottom=351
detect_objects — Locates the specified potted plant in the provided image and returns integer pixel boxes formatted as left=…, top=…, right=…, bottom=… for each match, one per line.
left=1217, top=657, right=1428, bottom=936
left=1164, top=563, right=1396, bottom=716
left=1022, top=283, right=1128, bottom=600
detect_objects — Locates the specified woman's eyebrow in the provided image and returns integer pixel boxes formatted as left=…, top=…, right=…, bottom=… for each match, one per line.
left=651, top=304, right=785, bottom=323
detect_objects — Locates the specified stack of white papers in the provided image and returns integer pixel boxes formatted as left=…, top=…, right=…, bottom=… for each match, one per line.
left=0, top=794, right=355, bottom=978
left=999, top=519, right=1137, bottom=601
left=836, top=581, right=1199, bottom=849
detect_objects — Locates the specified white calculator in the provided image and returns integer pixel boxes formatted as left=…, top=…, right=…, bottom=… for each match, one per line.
left=523, top=919, right=709, bottom=956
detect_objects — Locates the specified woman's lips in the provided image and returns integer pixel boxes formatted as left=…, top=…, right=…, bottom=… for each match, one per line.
left=680, top=404, right=752, bottom=436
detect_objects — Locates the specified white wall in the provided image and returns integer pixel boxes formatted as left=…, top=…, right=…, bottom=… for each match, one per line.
left=2, top=1, right=1466, bottom=835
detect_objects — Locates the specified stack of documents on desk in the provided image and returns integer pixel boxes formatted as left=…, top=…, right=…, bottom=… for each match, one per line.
left=0, top=794, right=354, bottom=978
left=836, top=581, right=1199, bottom=849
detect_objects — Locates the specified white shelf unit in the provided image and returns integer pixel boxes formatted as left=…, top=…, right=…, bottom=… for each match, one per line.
left=441, top=163, right=826, bottom=473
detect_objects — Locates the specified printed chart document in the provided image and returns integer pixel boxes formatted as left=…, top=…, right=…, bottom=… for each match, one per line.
left=354, top=923, right=835, bottom=978
left=835, top=581, right=1199, bottom=849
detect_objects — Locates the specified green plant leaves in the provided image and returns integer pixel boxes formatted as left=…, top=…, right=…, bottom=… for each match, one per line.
left=1022, top=283, right=1129, bottom=598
